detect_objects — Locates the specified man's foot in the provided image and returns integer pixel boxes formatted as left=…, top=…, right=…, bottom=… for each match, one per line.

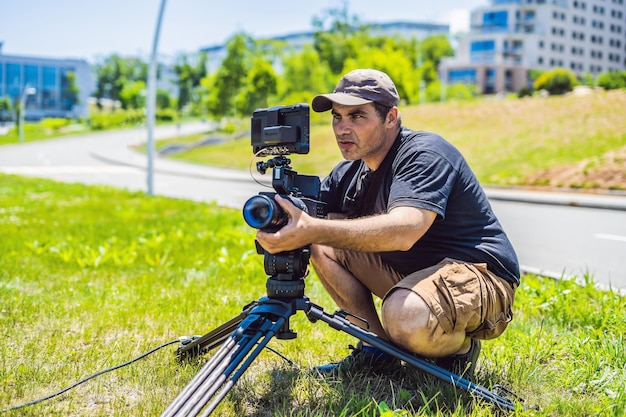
left=434, top=339, right=481, bottom=379
left=314, top=342, right=401, bottom=376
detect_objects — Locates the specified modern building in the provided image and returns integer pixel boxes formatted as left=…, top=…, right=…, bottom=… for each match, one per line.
left=200, top=21, right=450, bottom=71
left=440, top=0, right=626, bottom=94
left=0, top=44, right=93, bottom=120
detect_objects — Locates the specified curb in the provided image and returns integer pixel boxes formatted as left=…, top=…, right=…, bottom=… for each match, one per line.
left=485, top=187, right=626, bottom=211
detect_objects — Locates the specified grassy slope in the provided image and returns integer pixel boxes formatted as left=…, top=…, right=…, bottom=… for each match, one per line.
left=170, top=90, right=626, bottom=189
left=1, top=175, right=624, bottom=416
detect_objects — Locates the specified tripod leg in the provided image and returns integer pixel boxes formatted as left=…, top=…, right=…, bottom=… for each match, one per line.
left=177, top=302, right=258, bottom=360
left=163, top=301, right=293, bottom=417
left=306, top=302, right=517, bottom=412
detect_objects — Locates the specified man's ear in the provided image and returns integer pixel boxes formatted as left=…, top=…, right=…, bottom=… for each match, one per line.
left=386, top=107, right=399, bottom=126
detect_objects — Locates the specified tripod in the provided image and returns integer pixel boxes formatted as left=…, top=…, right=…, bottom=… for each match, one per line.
left=161, top=269, right=518, bottom=416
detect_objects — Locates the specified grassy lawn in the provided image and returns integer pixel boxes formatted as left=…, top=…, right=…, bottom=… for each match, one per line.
left=1, top=175, right=624, bottom=416
left=168, top=90, right=626, bottom=189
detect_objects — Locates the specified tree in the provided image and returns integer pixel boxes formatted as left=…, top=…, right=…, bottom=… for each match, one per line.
left=235, top=57, right=278, bottom=115
left=61, top=70, right=81, bottom=112
left=419, top=35, right=454, bottom=68
left=205, top=33, right=253, bottom=118
left=156, top=89, right=173, bottom=110
left=119, top=80, right=147, bottom=109
left=94, top=55, right=147, bottom=108
left=0, top=95, right=13, bottom=122
left=312, top=0, right=367, bottom=74
left=173, top=53, right=207, bottom=112
left=342, top=42, right=419, bottom=103
left=281, top=45, right=332, bottom=100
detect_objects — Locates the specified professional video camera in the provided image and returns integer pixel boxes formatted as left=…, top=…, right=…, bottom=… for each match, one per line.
left=242, top=103, right=325, bottom=298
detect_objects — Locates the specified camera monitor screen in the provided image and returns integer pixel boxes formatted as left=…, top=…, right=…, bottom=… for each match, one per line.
left=251, top=104, right=310, bottom=155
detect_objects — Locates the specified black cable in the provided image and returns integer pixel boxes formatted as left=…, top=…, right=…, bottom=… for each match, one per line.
left=0, top=336, right=192, bottom=413
left=264, top=346, right=300, bottom=370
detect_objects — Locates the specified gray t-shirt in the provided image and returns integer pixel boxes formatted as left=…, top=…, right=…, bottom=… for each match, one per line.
left=320, top=127, right=520, bottom=286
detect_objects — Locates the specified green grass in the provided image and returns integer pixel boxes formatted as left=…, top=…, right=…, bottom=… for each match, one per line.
left=1, top=174, right=625, bottom=416
left=167, top=90, right=626, bottom=187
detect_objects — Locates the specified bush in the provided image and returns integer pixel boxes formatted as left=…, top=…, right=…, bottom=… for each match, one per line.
left=89, top=109, right=145, bottom=130
left=533, top=68, right=578, bottom=95
left=445, top=83, right=478, bottom=101
left=597, top=70, right=626, bottom=90
left=156, top=108, right=177, bottom=122
left=517, top=85, right=534, bottom=98
left=40, top=118, right=71, bottom=133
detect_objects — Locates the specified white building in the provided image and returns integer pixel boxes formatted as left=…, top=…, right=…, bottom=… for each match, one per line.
left=441, top=0, right=626, bottom=94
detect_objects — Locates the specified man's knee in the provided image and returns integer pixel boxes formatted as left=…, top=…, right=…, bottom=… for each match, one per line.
left=382, top=289, right=465, bottom=357
left=382, top=289, right=433, bottom=348
left=310, top=244, right=334, bottom=271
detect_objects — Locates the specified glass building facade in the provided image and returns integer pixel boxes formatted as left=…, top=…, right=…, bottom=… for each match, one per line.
left=0, top=54, right=92, bottom=119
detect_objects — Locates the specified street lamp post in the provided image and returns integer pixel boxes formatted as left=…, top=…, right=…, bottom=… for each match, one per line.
left=146, top=0, right=167, bottom=195
left=19, top=86, right=37, bottom=143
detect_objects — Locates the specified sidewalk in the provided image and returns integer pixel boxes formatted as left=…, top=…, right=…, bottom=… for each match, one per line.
left=91, top=141, right=626, bottom=211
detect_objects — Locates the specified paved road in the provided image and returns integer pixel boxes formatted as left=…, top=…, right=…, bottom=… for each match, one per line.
left=2, top=125, right=626, bottom=290
left=0, top=123, right=268, bottom=206
left=489, top=199, right=626, bottom=290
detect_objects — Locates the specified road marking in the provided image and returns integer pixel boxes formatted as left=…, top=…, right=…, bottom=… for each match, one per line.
left=0, top=165, right=138, bottom=174
left=594, top=233, right=626, bottom=243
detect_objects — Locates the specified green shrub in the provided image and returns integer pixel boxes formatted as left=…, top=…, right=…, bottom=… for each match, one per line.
left=533, top=68, right=578, bottom=95
left=517, top=85, right=534, bottom=98
left=597, top=70, right=626, bottom=90
left=89, top=109, right=145, bottom=130
left=156, top=108, right=177, bottom=122
left=446, top=83, right=478, bottom=101
left=40, top=118, right=71, bottom=132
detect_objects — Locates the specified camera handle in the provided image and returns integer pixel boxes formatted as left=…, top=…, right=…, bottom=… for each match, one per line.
left=161, top=293, right=519, bottom=416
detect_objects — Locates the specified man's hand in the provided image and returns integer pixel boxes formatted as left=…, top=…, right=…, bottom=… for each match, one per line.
left=255, top=195, right=313, bottom=254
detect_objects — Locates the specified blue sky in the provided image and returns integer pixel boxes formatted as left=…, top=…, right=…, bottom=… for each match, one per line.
left=0, top=0, right=487, bottom=63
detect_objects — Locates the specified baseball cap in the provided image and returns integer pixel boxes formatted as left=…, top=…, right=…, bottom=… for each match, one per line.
left=311, top=69, right=400, bottom=112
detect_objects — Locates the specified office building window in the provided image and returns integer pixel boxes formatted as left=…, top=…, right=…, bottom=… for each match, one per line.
left=449, top=69, right=477, bottom=84
left=60, top=67, right=76, bottom=111
left=483, top=11, right=509, bottom=32
left=471, top=40, right=496, bottom=52
left=42, top=66, right=57, bottom=110
left=24, top=65, right=39, bottom=108
left=6, top=63, right=21, bottom=101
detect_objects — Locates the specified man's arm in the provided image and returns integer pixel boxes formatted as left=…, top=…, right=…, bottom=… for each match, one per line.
left=255, top=195, right=436, bottom=254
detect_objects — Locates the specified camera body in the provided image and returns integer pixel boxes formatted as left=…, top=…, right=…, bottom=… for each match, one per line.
left=243, top=104, right=325, bottom=298
left=244, top=103, right=325, bottom=233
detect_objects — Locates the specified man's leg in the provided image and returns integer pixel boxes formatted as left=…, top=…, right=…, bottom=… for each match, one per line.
left=382, top=289, right=469, bottom=357
left=381, top=259, right=515, bottom=359
left=310, top=244, right=388, bottom=340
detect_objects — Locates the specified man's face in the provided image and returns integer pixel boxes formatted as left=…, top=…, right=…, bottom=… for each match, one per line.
left=331, top=103, right=390, bottom=167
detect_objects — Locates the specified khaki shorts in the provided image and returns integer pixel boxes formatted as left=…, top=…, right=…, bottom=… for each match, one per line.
left=334, top=250, right=516, bottom=340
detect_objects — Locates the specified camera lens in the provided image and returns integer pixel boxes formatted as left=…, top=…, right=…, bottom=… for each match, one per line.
left=243, top=194, right=285, bottom=231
